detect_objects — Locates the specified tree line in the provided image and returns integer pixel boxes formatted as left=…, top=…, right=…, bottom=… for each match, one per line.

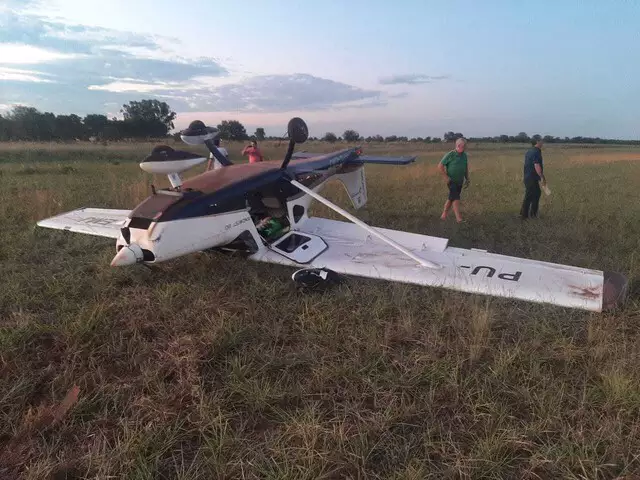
left=0, top=100, right=177, bottom=142
left=1, top=99, right=638, bottom=145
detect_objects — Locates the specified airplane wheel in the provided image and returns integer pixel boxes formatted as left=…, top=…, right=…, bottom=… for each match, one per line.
left=291, top=267, right=341, bottom=292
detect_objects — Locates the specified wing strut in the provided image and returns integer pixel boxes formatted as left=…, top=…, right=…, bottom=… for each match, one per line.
left=288, top=179, right=441, bottom=269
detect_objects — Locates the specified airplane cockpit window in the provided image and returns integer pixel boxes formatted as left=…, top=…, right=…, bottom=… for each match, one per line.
left=246, top=191, right=290, bottom=241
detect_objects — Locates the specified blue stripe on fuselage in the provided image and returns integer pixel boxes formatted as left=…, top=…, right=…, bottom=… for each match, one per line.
left=155, top=147, right=361, bottom=222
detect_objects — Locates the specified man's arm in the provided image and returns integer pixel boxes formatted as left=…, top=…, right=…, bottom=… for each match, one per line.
left=535, top=163, right=545, bottom=184
left=438, top=161, right=449, bottom=182
left=534, top=149, right=545, bottom=183
left=438, top=153, right=450, bottom=182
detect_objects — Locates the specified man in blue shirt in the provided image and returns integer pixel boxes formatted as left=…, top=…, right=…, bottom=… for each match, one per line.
left=520, top=135, right=547, bottom=219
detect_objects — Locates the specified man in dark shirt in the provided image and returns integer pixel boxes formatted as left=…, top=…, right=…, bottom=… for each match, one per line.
left=520, top=135, right=546, bottom=219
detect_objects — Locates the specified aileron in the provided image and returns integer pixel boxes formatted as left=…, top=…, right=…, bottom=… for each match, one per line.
left=37, top=207, right=131, bottom=239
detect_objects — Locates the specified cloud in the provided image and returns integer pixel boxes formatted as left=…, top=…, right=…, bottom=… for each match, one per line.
left=0, top=11, right=387, bottom=116
left=1, top=0, right=42, bottom=11
left=88, top=73, right=385, bottom=112
left=0, top=66, right=55, bottom=82
left=0, top=10, right=159, bottom=55
left=0, top=10, right=229, bottom=113
left=0, top=43, right=81, bottom=64
left=379, top=74, right=451, bottom=85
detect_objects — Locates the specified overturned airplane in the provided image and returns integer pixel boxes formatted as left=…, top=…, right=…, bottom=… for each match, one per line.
left=37, top=117, right=629, bottom=312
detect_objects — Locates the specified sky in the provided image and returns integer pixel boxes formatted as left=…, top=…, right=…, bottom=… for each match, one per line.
left=1, top=0, right=639, bottom=139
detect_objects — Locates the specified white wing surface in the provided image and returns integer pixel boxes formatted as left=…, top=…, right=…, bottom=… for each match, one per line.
left=250, top=217, right=621, bottom=312
left=37, top=207, right=130, bottom=239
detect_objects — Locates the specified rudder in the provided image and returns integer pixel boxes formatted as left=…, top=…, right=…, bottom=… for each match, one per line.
left=335, top=165, right=367, bottom=209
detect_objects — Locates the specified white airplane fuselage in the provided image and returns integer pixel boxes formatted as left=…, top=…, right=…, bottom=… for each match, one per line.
left=111, top=148, right=367, bottom=267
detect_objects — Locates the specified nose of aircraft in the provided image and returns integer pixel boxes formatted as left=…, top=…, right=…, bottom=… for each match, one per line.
left=111, top=243, right=144, bottom=267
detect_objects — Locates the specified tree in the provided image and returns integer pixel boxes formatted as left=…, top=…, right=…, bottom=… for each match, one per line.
left=83, top=114, right=109, bottom=139
left=54, top=114, right=84, bottom=140
left=322, top=132, right=337, bottom=142
left=6, top=106, right=55, bottom=140
left=217, top=120, right=248, bottom=141
left=120, top=99, right=176, bottom=137
left=121, top=99, right=176, bottom=128
left=0, top=115, right=9, bottom=141
left=343, top=129, right=359, bottom=142
left=254, top=127, right=265, bottom=141
left=444, top=131, right=464, bottom=142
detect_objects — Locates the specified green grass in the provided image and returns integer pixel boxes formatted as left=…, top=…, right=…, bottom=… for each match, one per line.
left=1, top=139, right=640, bottom=479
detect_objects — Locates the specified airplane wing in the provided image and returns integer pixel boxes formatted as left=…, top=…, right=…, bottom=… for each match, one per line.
left=292, top=151, right=416, bottom=165
left=249, top=217, right=627, bottom=313
left=37, top=207, right=130, bottom=239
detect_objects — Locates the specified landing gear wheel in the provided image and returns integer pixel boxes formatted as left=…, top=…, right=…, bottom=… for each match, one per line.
left=291, top=267, right=341, bottom=292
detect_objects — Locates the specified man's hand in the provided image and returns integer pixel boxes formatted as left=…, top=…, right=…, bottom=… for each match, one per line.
left=463, top=178, right=471, bottom=189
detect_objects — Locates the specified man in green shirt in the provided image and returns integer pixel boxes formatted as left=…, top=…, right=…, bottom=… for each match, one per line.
left=438, top=137, right=470, bottom=223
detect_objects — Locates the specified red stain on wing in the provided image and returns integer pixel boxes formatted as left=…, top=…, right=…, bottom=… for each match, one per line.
left=568, top=285, right=601, bottom=299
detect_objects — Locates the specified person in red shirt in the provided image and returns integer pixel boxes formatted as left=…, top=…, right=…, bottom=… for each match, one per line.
left=241, top=140, right=264, bottom=163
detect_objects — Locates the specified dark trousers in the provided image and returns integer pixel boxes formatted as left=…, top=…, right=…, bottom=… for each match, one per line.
left=520, top=179, right=541, bottom=218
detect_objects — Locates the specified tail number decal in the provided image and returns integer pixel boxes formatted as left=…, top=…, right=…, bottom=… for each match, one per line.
left=224, top=217, right=251, bottom=231
left=461, top=265, right=522, bottom=282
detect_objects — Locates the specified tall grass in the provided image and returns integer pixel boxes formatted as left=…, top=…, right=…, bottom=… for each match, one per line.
left=0, top=140, right=639, bottom=479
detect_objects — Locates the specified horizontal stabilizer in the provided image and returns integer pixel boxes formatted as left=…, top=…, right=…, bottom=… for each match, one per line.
left=37, top=207, right=131, bottom=238
left=292, top=151, right=416, bottom=165
left=354, top=154, right=416, bottom=165
left=250, top=217, right=627, bottom=312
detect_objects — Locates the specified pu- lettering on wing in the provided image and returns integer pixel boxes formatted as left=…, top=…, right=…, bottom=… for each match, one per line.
left=37, top=208, right=131, bottom=239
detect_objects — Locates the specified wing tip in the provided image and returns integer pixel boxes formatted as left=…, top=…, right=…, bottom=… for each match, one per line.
left=602, top=270, right=629, bottom=311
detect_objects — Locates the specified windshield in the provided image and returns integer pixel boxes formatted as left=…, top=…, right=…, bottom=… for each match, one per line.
left=129, top=190, right=185, bottom=220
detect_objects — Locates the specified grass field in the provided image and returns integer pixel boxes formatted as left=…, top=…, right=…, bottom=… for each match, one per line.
left=1, top=139, right=639, bottom=479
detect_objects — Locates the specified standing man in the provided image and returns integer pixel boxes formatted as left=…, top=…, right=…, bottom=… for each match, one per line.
left=241, top=140, right=264, bottom=163
left=520, top=135, right=546, bottom=219
left=438, top=137, right=470, bottom=223
left=206, top=137, right=229, bottom=171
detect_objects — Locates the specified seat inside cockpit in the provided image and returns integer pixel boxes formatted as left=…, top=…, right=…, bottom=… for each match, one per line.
left=246, top=191, right=290, bottom=241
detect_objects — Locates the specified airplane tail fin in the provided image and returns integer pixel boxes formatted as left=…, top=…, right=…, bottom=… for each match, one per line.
left=335, top=165, right=367, bottom=209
